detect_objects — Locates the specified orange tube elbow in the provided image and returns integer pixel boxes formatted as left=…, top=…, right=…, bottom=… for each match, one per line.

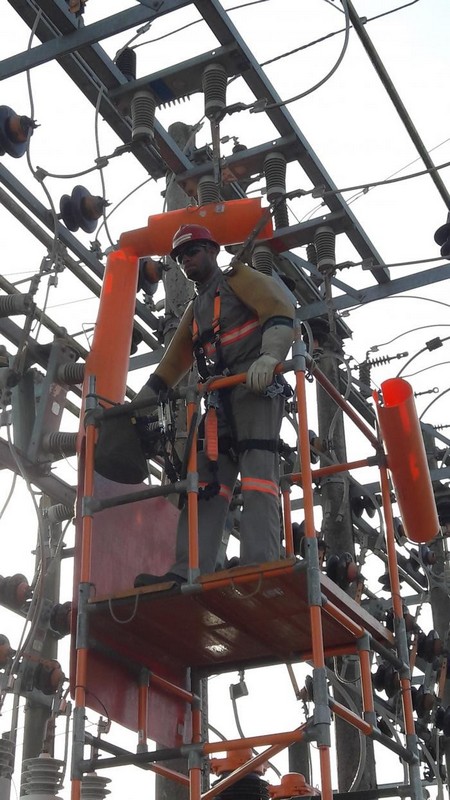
left=119, top=198, right=273, bottom=257
left=374, top=378, right=440, bottom=544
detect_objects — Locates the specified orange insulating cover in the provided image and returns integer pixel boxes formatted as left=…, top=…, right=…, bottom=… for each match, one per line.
left=269, top=773, right=320, bottom=798
left=374, top=378, right=440, bottom=543
left=82, top=247, right=139, bottom=412
left=119, top=198, right=273, bottom=257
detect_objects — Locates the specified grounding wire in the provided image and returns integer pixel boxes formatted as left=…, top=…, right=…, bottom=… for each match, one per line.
left=94, top=86, right=116, bottom=252
left=326, top=668, right=366, bottom=792
left=396, top=336, right=450, bottom=379
left=371, top=324, right=450, bottom=352
left=229, top=688, right=282, bottom=778
left=402, top=360, right=450, bottom=380
left=419, top=386, right=450, bottom=421
left=254, top=0, right=350, bottom=111
left=0, top=473, right=18, bottom=520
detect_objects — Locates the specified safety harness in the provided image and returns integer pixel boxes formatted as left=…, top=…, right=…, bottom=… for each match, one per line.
left=191, top=283, right=287, bottom=501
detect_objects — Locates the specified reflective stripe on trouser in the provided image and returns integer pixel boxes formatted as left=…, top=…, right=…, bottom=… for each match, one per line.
left=171, top=383, right=284, bottom=578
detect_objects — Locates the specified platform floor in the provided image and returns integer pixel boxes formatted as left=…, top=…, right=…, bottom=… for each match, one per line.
left=88, top=558, right=393, bottom=676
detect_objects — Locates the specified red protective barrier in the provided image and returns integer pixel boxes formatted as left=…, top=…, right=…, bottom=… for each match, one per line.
left=374, top=378, right=440, bottom=543
left=119, top=198, right=273, bottom=257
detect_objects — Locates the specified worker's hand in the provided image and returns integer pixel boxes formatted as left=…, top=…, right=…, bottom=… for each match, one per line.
left=246, top=354, right=279, bottom=393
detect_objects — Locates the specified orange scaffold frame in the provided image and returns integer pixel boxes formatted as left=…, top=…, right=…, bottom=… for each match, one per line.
left=70, top=225, right=433, bottom=800
left=70, top=340, right=431, bottom=800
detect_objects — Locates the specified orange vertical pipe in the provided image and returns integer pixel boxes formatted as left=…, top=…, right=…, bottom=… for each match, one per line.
left=282, top=487, right=294, bottom=556
left=137, top=672, right=149, bottom=748
left=78, top=248, right=139, bottom=437
left=374, top=378, right=439, bottom=543
left=186, top=399, right=199, bottom=576
left=359, top=648, right=375, bottom=715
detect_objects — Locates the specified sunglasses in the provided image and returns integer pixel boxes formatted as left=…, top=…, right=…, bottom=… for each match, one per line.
left=176, top=244, right=207, bottom=264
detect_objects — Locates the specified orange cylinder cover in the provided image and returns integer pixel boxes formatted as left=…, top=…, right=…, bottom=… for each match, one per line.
left=81, top=248, right=139, bottom=414
left=269, top=773, right=320, bottom=798
left=210, top=748, right=266, bottom=776
left=374, top=378, right=440, bottom=544
left=119, top=198, right=273, bottom=257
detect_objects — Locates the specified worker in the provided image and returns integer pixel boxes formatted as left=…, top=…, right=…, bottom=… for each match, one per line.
left=134, top=223, right=295, bottom=586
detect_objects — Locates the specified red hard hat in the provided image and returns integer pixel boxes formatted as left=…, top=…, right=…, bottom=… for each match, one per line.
left=170, top=223, right=219, bottom=260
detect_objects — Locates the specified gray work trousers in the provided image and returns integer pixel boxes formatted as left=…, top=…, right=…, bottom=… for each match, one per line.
left=171, top=384, right=284, bottom=578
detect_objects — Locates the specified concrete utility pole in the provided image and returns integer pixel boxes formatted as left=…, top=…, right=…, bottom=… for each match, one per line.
left=316, top=328, right=378, bottom=793
left=21, top=498, right=62, bottom=770
left=154, top=120, right=195, bottom=800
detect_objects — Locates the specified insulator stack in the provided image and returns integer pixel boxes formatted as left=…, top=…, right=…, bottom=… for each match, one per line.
left=314, top=226, right=335, bottom=273
left=197, top=174, right=220, bottom=206
left=20, top=754, right=64, bottom=800
left=306, top=243, right=317, bottom=266
left=264, top=152, right=289, bottom=229
left=0, top=738, right=14, bottom=782
left=81, top=773, right=111, bottom=800
left=42, top=432, right=77, bottom=457
left=43, top=503, right=74, bottom=523
left=60, top=186, right=107, bottom=234
left=115, top=47, right=136, bottom=82
left=131, top=90, right=156, bottom=142
left=0, top=294, right=33, bottom=318
left=202, top=63, right=227, bottom=121
left=358, top=362, right=372, bottom=398
left=252, top=244, right=273, bottom=275
left=56, top=361, right=84, bottom=385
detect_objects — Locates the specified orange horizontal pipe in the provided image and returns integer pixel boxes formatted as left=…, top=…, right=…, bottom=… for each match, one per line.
left=204, top=729, right=305, bottom=755
left=149, top=673, right=195, bottom=704
left=151, top=764, right=189, bottom=786
left=290, top=457, right=374, bottom=486
left=375, top=378, right=439, bottom=543
left=329, top=698, right=373, bottom=736
left=119, top=198, right=273, bottom=257
left=322, top=601, right=365, bottom=638
left=203, top=730, right=306, bottom=800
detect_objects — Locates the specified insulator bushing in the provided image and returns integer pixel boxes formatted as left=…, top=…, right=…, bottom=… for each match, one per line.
left=0, top=106, right=35, bottom=158
left=251, top=244, right=273, bottom=275
left=56, top=361, right=85, bottom=385
left=49, top=601, right=72, bottom=638
left=131, top=90, right=156, bottom=142
left=264, top=152, right=286, bottom=201
left=306, top=243, right=317, bottom=266
left=0, top=738, right=14, bottom=779
left=43, top=503, right=74, bottom=523
left=0, top=294, right=33, bottom=318
left=0, top=634, right=13, bottom=668
left=115, top=47, right=136, bottom=82
left=42, top=432, right=77, bottom=457
left=81, top=773, right=111, bottom=800
left=60, top=186, right=106, bottom=234
left=20, top=754, right=64, bottom=799
left=0, top=574, right=31, bottom=609
left=33, top=659, right=64, bottom=695
left=202, top=63, right=228, bottom=121
left=314, top=225, right=336, bottom=272
left=197, top=174, right=220, bottom=206
left=264, top=152, right=289, bottom=229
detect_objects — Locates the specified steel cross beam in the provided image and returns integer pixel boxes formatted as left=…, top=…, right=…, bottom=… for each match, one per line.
left=193, top=0, right=390, bottom=284
left=4, top=0, right=194, bottom=179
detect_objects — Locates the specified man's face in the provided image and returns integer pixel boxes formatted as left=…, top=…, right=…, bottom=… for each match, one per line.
left=176, top=242, right=217, bottom=284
